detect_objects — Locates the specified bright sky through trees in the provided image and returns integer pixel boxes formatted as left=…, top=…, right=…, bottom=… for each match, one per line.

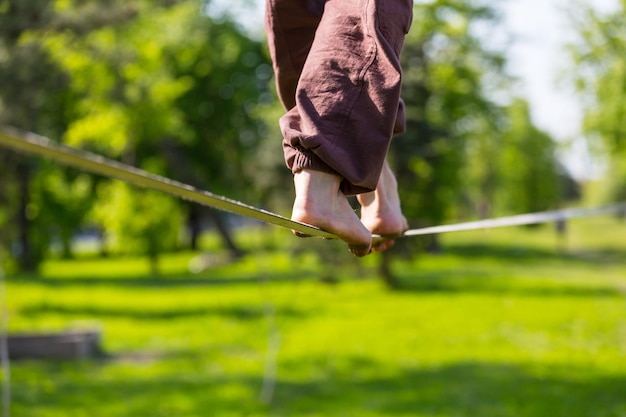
left=503, top=0, right=619, bottom=178
left=206, top=0, right=620, bottom=179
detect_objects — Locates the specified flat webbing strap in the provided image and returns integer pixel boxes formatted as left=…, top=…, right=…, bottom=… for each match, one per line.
left=1, top=126, right=625, bottom=242
left=0, top=126, right=336, bottom=239
left=403, top=203, right=626, bottom=237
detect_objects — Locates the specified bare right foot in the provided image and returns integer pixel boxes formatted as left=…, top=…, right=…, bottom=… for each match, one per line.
left=291, top=169, right=372, bottom=257
left=357, top=160, right=408, bottom=252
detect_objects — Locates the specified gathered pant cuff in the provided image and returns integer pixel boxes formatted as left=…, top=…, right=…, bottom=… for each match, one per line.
left=290, top=147, right=339, bottom=177
left=288, top=146, right=374, bottom=195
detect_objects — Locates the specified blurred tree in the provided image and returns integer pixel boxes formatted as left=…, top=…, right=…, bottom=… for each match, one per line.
left=394, top=0, right=507, bottom=243
left=0, top=0, right=273, bottom=268
left=31, top=163, right=95, bottom=259
left=0, top=2, right=71, bottom=270
left=92, top=182, right=182, bottom=275
left=48, top=2, right=197, bottom=263
left=498, top=99, right=565, bottom=216
left=380, top=0, right=571, bottom=287
left=0, top=0, right=167, bottom=270
left=0, top=151, right=20, bottom=272
left=163, top=4, right=273, bottom=255
left=51, top=1, right=271, bottom=259
left=568, top=2, right=626, bottom=203
left=372, top=0, right=510, bottom=286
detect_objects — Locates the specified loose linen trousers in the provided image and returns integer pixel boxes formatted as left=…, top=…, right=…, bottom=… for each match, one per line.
left=265, top=0, right=413, bottom=195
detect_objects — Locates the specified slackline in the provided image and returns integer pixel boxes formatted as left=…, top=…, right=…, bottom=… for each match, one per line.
left=1, top=125, right=626, bottom=243
left=0, top=126, right=336, bottom=239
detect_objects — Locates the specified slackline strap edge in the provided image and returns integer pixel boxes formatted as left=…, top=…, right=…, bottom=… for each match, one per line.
left=405, top=203, right=626, bottom=237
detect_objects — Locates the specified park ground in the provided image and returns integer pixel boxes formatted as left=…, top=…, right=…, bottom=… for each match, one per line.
left=2, top=215, right=626, bottom=416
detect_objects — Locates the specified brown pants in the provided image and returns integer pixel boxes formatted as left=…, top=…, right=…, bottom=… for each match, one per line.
left=265, top=0, right=413, bottom=195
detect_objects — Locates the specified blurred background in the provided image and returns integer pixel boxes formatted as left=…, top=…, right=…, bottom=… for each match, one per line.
left=0, top=0, right=625, bottom=416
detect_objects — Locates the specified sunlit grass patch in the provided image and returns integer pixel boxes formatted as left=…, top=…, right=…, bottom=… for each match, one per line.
left=3, top=216, right=626, bottom=416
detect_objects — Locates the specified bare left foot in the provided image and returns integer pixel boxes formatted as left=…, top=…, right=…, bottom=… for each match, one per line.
left=292, top=169, right=373, bottom=257
left=357, top=161, right=408, bottom=252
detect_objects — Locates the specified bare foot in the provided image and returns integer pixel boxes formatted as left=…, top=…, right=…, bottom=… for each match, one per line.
left=357, top=161, right=408, bottom=252
left=292, top=169, right=372, bottom=257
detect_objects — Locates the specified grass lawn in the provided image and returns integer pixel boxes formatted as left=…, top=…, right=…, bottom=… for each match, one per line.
left=2, top=216, right=626, bottom=416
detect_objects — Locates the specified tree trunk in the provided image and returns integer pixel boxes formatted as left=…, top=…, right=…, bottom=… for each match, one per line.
left=16, top=162, right=37, bottom=271
left=149, top=253, right=160, bottom=276
left=555, top=219, right=568, bottom=254
left=187, top=203, right=202, bottom=251
left=207, top=209, right=244, bottom=259
left=60, top=228, right=74, bottom=259
left=426, top=235, right=442, bottom=254
left=378, top=250, right=400, bottom=289
left=98, top=229, right=109, bottom=258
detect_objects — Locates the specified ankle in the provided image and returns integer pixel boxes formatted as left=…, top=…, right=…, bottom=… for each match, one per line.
left=294, top=169, right=342, bottom=203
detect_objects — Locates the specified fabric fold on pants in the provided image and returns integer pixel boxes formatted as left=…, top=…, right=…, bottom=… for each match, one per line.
left=266, top=0, right=413, bottom=195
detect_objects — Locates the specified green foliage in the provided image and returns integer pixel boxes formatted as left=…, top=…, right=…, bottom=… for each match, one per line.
left=165, top=6, right=273, bottom=200
left=44, top=1, right=272, bottom=257
left=47, top=3, right=198, bottom=156
left=498, top=99, right=563, bottom=214
left=0, top=0, right=273, bottom=269
left=0, top=0, right=587, bottom=272
left=0, top=0, right=181, bottom=271
left=31, top=164, right=95, bottom=258
left=395, top=0, right=570, bottom=232
left=92, top=182, right=183, bottom=271
left=396, top=0, right=508, bottom=227
left=568, top=1, right=626, bottom=202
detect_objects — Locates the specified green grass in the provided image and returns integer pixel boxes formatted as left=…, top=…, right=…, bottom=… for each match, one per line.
left=2, top=217, right=626, bottom=416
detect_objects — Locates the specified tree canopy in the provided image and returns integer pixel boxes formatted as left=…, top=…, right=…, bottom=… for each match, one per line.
left=568, top=0, right=626, bottom=202
left=0, top=0, right=585, bottom=273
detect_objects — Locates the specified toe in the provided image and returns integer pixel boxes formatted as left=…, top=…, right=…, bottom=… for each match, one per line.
left=349, top=242, right=373, bottom=257
left=372, top=239, right=395, bottom=252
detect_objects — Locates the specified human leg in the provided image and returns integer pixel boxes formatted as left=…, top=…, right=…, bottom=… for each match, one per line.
left=280, top=0, right=413, bottom=195
left=265, top=0, right=413, bottom=254
left=264, top=0, right=324, bottom=110
left=266, top=0, right=371, bottom=254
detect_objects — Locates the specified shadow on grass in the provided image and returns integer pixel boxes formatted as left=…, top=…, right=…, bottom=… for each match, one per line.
left=10, top=271, right=316, bottom=289
left=390, top=243, right=626, bottom=297
left=10, top=243, right=626, bottom=298
left=9, top=355, right=626, bottom=417
left=18, top=303, right=308, bottom=321
left=272, top=357, right=626, bottom=417
left=395, top=269, right=625, bottom=298
left=445, top=243, right=626, bottom=266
